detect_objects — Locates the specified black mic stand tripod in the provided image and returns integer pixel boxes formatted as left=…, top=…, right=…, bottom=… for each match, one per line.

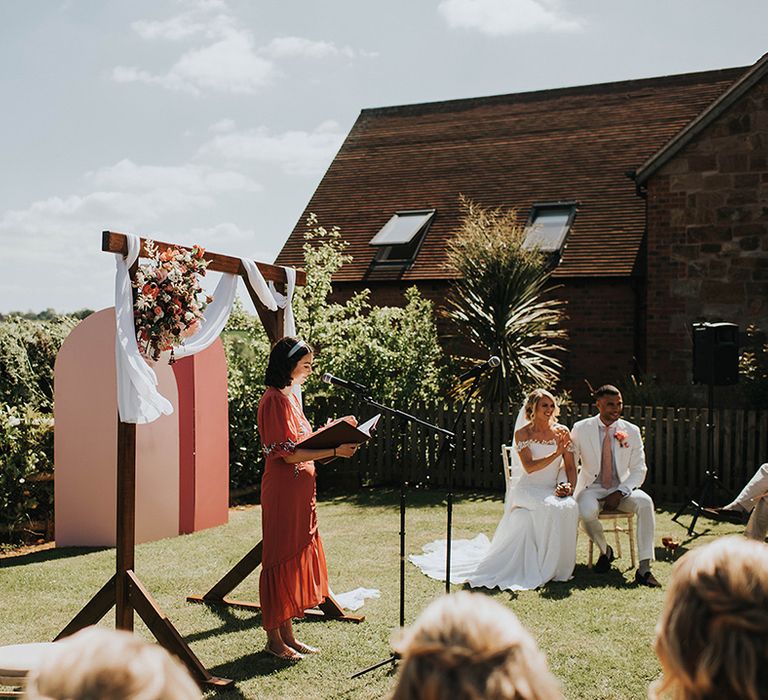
left=346, top=389, right=455, bottom=679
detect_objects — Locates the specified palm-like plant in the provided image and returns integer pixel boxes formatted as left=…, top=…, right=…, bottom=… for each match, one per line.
left=445, top=197, right=567, bottom=405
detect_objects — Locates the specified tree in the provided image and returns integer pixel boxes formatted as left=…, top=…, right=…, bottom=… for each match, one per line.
left=445, top=197, right=567, bottom=405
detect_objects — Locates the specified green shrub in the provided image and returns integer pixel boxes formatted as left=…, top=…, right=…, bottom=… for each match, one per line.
left=0, top=403, right=54, bottom=542
left=0, top=315, right=77, bottom=412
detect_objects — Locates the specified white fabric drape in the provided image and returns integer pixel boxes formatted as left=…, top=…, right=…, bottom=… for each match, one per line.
left=115, top=235, right=174, bottom=424
left=113, top=234, right=297, bottom=424
left=173, top=273, right=238, bottom=359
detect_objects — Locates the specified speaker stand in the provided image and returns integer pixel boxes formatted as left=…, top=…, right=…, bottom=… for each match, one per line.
left=672, top=383, right=734, bottom=535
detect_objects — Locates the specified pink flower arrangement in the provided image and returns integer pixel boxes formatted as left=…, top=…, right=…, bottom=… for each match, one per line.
left=614, top=430, right=630, bottom=448
left=133, top=240, right=210, bottom=363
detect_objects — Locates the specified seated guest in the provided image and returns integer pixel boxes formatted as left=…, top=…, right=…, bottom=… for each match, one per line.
left=390, top=591, right=563, bottom=700
left=651, top=536, right=768, bottom=700
left=24, top=626, right=201, bottom=700
left=709, top=462, right=768, bottom=541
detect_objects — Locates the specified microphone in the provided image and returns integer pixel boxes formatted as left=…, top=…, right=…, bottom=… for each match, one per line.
left=458, top=356, right=501, bottom=382
left=321, top=373, right=369, bottom=394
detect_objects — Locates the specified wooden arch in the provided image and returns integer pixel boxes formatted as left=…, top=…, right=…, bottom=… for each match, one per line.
left=55, top=232, right=354, bottom=690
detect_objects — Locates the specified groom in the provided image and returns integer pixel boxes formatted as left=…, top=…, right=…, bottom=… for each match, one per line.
left=571, top=385, right=660, bottom=587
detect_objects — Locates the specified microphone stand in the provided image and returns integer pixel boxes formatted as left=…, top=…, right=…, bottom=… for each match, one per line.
left=440, top=371, right=485, bottom=592
left=344, top=389, right=454, bottom=679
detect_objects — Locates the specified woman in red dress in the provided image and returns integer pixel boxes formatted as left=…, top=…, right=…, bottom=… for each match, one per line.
left=258, top=337, right=358, bottom=660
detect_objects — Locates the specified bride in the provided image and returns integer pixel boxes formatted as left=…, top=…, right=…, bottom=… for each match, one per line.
left=410, top=388, right=579, bottom=591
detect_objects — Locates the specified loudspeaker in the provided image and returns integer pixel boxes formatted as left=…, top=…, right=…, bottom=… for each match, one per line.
left=692, top=322, right=739, bottom=386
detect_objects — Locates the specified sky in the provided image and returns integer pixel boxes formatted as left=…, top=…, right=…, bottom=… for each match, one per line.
left=1, top=0, right=767, bottom=314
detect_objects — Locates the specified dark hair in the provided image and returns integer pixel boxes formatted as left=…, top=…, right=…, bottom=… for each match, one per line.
left=594, top=384, right=621, bottom=399
left=264, top=337, right=313, bottom=389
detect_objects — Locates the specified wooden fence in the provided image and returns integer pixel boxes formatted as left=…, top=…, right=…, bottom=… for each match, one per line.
left=337, top=402, right=768, bottom=504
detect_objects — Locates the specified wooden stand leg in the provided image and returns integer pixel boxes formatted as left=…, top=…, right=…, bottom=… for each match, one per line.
left=128, top=572, right=230, bottom=688
left=54, top=419, right=233, bottom=689
left=54, top=575, right=117, bottom=640
left=187, top=541, right=364, bottom=623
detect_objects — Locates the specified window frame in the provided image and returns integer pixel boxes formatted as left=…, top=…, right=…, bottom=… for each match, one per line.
left=523, top=201, right=577, bottom=254
left=369, top=208, right=436, bottom=267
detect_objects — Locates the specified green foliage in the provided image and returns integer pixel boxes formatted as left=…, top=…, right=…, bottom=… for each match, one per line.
left=294, top=214, right=445, bottom=410
left=0, top=308, right=93, bottom=322
left=0, top=315, right=77, bottom=412
left=0, top=403, right=54, bottom=541
left=738, top=324, right=768, bottom=408
left=445, top=197, right=567, bottom=405
left=221, top=300, right=271, bottom=492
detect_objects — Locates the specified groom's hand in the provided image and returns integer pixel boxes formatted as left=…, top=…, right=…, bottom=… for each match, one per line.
left=603, top=490, right=623, bottom=511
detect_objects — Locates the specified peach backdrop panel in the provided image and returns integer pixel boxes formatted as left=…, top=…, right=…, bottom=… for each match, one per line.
left=54, top=308, right=180, bottom=547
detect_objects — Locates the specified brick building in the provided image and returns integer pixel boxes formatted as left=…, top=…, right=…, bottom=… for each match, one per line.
left=276, top=54, right=768, bottom=400
left=634, top=54, right=768, bottom=385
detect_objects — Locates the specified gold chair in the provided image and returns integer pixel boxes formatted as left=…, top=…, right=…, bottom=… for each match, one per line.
left=586, top=510, right=637, bottom=569
left=500, top=444, right=515, bottom=482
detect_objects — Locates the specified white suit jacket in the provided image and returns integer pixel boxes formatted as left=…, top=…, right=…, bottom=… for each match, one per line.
left=571, top=415, right=647, bottom=497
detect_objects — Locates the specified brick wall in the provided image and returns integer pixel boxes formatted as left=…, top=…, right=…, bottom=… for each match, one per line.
left=645, top=78, right=768, bottom=383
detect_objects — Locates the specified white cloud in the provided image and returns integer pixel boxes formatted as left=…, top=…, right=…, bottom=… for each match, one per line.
left=113, top=29, right=275, bottom=95
left=0, top=155, right=266, bottom=311
left=115, top=2, right=375, bottom=96
left=87, top=159, right=261, bottom=194
left=261, top=36, right=356, bottom=60
left=131, top=1, right=234, bottom=41
left=209, top=118, right=236, bottom=133
left=438, top=0, right=585, bottom=35
left=197, top=122, right=346, bottom=176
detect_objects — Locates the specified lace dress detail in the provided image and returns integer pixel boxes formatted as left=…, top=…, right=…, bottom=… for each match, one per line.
left=516, top=438, right=575, bottom=452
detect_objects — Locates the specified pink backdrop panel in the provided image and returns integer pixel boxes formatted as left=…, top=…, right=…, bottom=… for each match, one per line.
left=173, top=340, right=229, bottom=534
left=54, top=309, right=180, bottom=547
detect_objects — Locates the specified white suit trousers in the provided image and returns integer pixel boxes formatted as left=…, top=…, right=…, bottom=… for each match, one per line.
left=577, top=486, right=655, bottom=562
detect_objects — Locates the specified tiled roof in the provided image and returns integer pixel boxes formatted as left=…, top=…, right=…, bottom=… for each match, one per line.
left=276, top=67, right=744, bottom=279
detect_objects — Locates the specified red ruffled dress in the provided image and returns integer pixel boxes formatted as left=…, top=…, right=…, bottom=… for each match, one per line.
left=257, top=387, right=330, bottom=630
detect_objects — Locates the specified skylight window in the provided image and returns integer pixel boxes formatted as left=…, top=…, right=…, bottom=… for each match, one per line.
left=369, top=209, right=435, bottom=265
left=523, top=204, right=576, bottom=253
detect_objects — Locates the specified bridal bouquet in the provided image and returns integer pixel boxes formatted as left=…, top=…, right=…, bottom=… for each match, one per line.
left=133, top=240, right=211, bottom=363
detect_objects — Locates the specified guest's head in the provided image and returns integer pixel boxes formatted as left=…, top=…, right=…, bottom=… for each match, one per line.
left=593, top=384, right=622, bottom=424
left=391, top=591, right=563, bottom=700
left=264, top=336, right=314, bottom=389
left=24, top=626, right=201, bottom=700
left=651, top=536, right=768, bottom=700
left=523, top=388, right=559, bottom=425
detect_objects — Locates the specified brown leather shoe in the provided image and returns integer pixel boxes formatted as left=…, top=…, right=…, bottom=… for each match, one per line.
left=635, top=570, right=661, bottom=588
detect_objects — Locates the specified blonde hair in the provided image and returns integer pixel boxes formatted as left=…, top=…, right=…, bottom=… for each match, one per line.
left=24, top=627, right=201, bottom=700
left=391, top=591, right=563, bottom=700
left=523, top=389, right=559, bottom=423
left=651, top=536, right=768, bottom=700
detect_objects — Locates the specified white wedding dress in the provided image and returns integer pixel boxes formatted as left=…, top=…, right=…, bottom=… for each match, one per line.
left=410, top=440, right=579, bottom=591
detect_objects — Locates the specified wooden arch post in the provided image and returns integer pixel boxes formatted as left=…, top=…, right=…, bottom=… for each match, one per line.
left=55, top=231, right=314, bottom=689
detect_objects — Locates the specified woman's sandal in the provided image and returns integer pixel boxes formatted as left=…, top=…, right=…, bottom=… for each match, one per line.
left=263, top=644, right=304, bottom=662
left=290, top=642, right=320, bottom=654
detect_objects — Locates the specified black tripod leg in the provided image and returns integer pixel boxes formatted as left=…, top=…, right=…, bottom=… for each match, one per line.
left=351, top=654, right=399, bottom=679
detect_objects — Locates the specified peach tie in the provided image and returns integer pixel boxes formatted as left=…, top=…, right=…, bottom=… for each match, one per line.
left=600, top=426, right=614, bottom=489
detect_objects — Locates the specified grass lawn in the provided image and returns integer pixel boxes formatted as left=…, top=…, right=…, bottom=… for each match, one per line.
left=0, top=488, right=744, bottom=700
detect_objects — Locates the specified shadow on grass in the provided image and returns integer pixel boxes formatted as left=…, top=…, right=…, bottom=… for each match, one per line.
left=183, top=602, right=261, bottom=645
left=321, top=486, right=499, bottom=509
left=0, top=545, right=110, bottom=569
